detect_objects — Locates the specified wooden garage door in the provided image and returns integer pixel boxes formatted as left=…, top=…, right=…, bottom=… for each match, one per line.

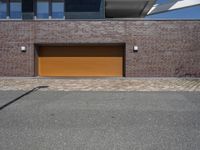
left=38, top=45, right=124, bottom=77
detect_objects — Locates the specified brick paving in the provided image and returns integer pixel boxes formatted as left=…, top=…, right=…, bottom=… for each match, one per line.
left=0, top=78, right=200, bottom=91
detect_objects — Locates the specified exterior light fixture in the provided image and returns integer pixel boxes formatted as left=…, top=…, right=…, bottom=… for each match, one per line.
left=21, top=46, right=26, bottom=52
left=133, top=46, right=138, bottom=52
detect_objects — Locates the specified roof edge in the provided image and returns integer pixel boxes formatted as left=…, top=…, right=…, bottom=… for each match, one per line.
left=140, top=0, right=156, bottom=17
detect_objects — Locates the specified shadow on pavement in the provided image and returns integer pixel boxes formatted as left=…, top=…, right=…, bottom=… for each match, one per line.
left=0, top=86, right=48, bottom=111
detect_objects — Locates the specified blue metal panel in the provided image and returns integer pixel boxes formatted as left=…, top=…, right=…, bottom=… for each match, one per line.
left=10, top=0, right=22, bottom=19
left=52, top=1, right=64, bottom=19
left=0, top=0, right=7, bottom=19
left=37, top=1, right=49, bottom=19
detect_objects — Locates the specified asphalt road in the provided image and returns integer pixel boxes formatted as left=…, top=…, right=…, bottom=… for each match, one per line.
left=0, top=91, right=200, bottom=150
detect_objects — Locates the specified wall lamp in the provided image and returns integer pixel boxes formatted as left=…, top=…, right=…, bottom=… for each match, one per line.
left=21, top=46, right=26, bottom=52
left=133, top=45, right=139, bottom=52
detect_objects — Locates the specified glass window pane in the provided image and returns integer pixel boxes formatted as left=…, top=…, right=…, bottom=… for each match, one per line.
left=66, top=0, right=101, bottom=12
left=52, top=2, right=64, bottom=19
left=37, top=1, right=49, bottom=19
left=10, top=0, right=22, bottom=19
left=0, top=0, right=7, bottom=19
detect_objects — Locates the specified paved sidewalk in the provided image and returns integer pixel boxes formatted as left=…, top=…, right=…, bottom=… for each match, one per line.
left=0, top=78, right=200, bottom=91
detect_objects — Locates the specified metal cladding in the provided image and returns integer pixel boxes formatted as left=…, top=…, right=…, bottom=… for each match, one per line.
left=105, top=0, right=156, bottom=18
left=19, top=0, right=156, bottom=19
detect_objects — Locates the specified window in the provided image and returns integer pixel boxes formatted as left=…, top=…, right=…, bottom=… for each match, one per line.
left=0, top=0, right=7, bottom=19
left=10, top=0, right=22, bottom=19
left=37, top=0, right=49, bottom=19
left=65, top=0, right=104, bottom=19
left=52, top=0, right=64, bottom=19
left=66, top=0, right=101, bottom=12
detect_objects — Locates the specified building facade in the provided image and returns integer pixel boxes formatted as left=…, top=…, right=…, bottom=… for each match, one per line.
left=0, top=0, right=200, bottom=77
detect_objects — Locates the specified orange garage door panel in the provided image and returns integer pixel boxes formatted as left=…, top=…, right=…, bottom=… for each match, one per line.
left=38, top=45, right=124, bottom=77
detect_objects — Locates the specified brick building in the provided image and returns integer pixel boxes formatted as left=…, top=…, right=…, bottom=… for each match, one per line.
left=0, top=0, right=200, bottom=77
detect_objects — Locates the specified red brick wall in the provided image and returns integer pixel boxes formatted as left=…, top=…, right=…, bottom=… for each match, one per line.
left=0, top=20, right=200, bottom=77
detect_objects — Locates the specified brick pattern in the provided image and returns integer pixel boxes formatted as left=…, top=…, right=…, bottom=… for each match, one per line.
left=0, top=20, right=200, bottom=77
left=1, top=78, right=200, bottom=91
